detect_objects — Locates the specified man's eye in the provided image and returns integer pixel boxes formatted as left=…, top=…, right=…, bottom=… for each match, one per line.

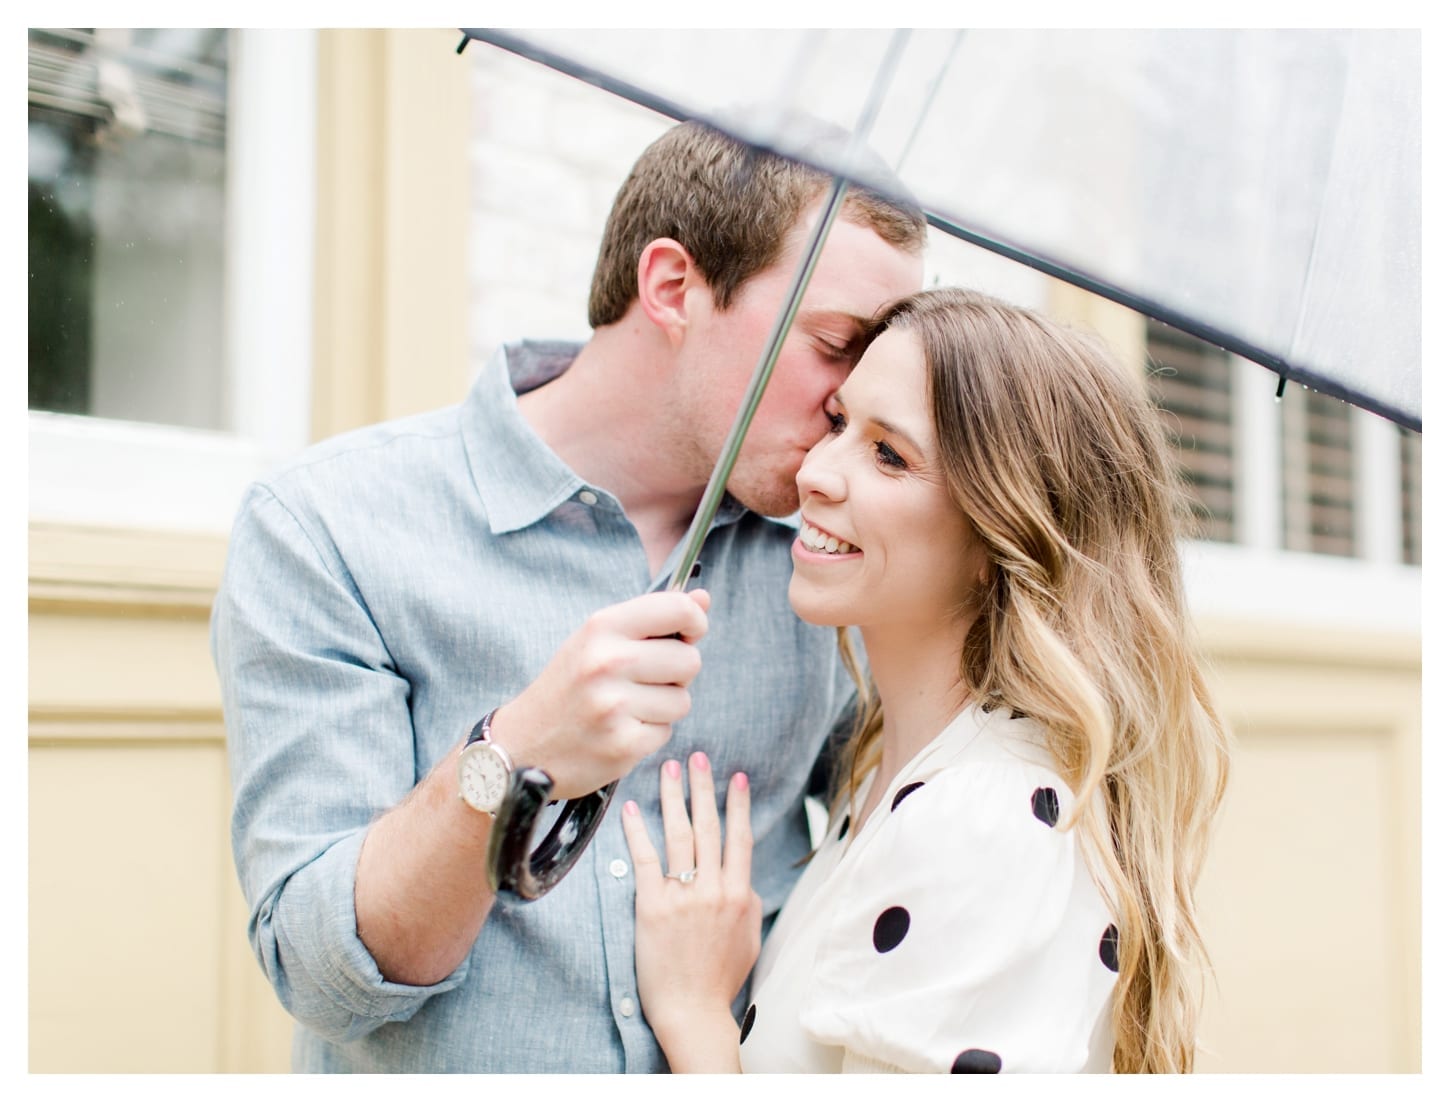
left=826, top=411, right=846, bottom=433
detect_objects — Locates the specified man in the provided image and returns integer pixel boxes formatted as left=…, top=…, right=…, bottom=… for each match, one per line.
left=213, top=119, right=924, bottom=1071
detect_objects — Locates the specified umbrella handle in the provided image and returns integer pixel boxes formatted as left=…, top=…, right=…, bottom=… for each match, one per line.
left=487, top=769, right=618, bottom=901
left=485, top=624, right=684, bottom=900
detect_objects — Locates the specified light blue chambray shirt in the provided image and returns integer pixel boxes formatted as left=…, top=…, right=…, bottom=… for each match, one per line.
left=212, top=340, right=856, bottom=1072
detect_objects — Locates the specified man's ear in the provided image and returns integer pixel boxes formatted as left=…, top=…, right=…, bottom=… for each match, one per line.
left=636, top=238, right=695, bottom=348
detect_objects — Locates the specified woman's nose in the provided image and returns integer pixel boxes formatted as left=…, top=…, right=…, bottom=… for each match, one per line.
left=796, top=437, right=846, bottom=501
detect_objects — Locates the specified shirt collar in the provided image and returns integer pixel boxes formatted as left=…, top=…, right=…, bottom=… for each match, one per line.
left=463, top=339, right=799, bottom=537
left=464, top=340, right=588, bottom=535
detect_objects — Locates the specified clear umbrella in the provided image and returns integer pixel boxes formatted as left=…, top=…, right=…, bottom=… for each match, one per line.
left=457, top=27, right=1421, bottom=899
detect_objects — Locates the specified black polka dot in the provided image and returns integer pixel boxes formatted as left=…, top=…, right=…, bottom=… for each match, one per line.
left=951, top=1048, right=1002, bottom=1073
left=872, top=906, right=910, bottom=952
left=1031, top=786, right=1060, bottom=827
left=1099, top=924, right=1120, bottom=972
left=890, top=781, right=925, bottom=811
left=739, top=1003, right=756, bottom=1043
left=837, top=814, right=850, bottom=841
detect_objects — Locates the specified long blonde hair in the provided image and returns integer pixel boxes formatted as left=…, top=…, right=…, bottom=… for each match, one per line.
left=830, top=288, right=1231, bottom=1073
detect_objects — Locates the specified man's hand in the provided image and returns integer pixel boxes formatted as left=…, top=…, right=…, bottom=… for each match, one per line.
left=356, top=587, right=711, bottom=985
left=490, top=589, right=711, bottom=800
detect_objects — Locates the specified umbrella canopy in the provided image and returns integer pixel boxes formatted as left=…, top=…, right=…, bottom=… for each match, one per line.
left=462, top=27, right=1421, bottom=432
left=457, top=27, right=1422, bottom=900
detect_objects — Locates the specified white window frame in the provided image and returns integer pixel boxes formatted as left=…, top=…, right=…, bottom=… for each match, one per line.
left=27, top=30, right=317, bottom=534
left=1180, top=355, right=1420, bottom=636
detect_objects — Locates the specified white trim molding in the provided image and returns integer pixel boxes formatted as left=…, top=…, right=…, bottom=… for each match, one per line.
left=1183, top=539, right=1420, bottom=637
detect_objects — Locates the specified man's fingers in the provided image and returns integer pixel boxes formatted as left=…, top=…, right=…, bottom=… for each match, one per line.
left=598, top=590, right=709, bottom=644
left=622, top=684, right=693, bottom=727
left=617, top=639, right=703, bottom=688
left=721, top=771, right=754, bottom=887
left=680, top=589, right=711, bottom=643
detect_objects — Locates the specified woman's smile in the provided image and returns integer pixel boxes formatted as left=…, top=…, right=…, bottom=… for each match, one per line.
left=795, top=520, right=861, bottom=557
left=788, top=328, right=983, bottom=635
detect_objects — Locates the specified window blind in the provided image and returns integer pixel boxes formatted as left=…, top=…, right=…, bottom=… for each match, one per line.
left=28, top=28, right=228, bottom=147
left=1282, top=387, right=1356, bottom=557
left=1399, top=427, right=1421, bottom=566
left=1144, top=320, right=1235, bottom=543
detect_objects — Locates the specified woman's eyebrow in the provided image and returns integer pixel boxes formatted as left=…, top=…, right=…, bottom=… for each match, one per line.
left=868, top=415, right=925, bottom=455
left=830, top=391, right=927, bottom=455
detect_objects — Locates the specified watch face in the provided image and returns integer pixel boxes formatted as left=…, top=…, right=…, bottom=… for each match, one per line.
left=459, top=745, right=509, bottom=813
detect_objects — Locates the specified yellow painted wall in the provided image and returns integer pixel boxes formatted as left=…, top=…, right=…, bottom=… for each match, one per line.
left=29, top=540, right=1420, bottom=1072
left=1194, top=621, right=1421, bottom=1073
left=27, top=28, right=470, bottom=1073
left=28, top=525, right=296, bottom=1072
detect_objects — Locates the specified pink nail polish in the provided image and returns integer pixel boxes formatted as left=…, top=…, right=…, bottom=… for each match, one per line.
left=624, top=800, right=639, bottom=816
left=691, top=751, right=709, bottom=770
left=664, top=759, right=681, bottom=779
left=733, top=772, right=748, bottom=790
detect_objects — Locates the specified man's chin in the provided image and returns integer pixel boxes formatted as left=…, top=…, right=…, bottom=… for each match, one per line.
left=730, top=479, right=801, bottom=519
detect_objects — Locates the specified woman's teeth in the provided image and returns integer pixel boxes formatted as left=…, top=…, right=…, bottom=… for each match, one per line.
left=801, top=522, right=858, bottom=555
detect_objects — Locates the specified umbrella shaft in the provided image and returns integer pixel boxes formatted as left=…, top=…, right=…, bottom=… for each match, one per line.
left=666, top=177, right=850, bottom=592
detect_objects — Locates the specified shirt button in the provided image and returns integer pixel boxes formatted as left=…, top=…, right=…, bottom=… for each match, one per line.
left=608, top=858, right=628, bottom=879
left=620, top=996, right=636, bottom=1018
left=578, top=490, right=599, bottom=506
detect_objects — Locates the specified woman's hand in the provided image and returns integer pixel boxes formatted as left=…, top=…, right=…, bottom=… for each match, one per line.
left=622, top=751, right=760, bottom=1072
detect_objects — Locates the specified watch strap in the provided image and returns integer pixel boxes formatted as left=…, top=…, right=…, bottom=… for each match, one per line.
left=465, top=708, right=514, bottom=773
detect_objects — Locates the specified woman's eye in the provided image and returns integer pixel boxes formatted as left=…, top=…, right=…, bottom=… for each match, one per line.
left=826, top=410, right=846, bottom=433
left=873, top=441, right=908, bottom=470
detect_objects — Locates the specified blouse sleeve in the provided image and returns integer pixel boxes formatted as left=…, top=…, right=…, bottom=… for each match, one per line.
left=798, top=758, right=1118, bottom=1073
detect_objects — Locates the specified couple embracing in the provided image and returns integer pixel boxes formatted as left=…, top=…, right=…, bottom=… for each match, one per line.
left=214, top=119, right=1229, bottom=1074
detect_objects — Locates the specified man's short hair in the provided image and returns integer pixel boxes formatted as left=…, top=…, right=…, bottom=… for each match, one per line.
left=588, top=120, right=927, bottom=329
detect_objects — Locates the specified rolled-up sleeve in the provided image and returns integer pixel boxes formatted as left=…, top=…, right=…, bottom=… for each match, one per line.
left=212, top=482, right=467, bottom=1043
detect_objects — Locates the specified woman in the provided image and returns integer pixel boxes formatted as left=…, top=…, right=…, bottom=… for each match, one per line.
left=621, top=288, right=1231, bottom=1073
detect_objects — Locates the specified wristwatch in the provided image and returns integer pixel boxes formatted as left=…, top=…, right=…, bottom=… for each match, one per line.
left=457, top=709, right=514, bottom=816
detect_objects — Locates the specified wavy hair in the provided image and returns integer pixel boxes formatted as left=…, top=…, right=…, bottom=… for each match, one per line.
left=829, top=288, right=1231, bottom=1073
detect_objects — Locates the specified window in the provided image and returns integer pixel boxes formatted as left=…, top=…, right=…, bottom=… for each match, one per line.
left=1143, top=321, right=1421, bottom=567
left=27, top=29, right=317, bottom=533
left=1281, top=385, right=1356, bottom=558
left=1400, top=427, right=1421, bottom=567
left=1145, top=320, right=1235, bottom=543
left=29, top=28, right=230, bottom=430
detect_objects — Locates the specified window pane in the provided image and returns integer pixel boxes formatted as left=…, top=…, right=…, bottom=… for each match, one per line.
left=1399, top=427, right=1421, bottom=566
left=1144, top=320, right=1235, bottom=543
left=28, top=28, right=229, bottom=430
left=1281, top=386, right=1356, bottom=557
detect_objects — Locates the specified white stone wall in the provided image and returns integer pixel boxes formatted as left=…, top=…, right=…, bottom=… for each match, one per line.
left=463, top=34, right=1049, bottom=372
left=466, top=45, right=670, bottom=363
